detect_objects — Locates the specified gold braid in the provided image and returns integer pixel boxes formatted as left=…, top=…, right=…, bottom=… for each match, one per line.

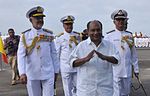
left=69, top=36, right=79, bottom=48
left=70, top=36, right=78, bottom=45
left=22, top=34, right=39, bottom=55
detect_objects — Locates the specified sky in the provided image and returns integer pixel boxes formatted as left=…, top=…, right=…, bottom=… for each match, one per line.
left=0, top=0, right=149, bottom=36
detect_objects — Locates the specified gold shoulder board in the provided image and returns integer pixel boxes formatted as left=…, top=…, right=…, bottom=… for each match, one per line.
left=43, top=28, right=53, bottom=34
left=73, top=31, right=80, bottom=35
left=22, top=29, right=31, bottom=34
left=56, top=32, right=64, bottom=37
left=106, top=30, right=115, bottom=34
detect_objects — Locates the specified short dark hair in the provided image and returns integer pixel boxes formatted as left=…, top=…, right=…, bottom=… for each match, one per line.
left=83, top=29, right=87, bottom=33
left=87, top=20, right=103, bottom=30
left=8, top=28, right=14, bottom=32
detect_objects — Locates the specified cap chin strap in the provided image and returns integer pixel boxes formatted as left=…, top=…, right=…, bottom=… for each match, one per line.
left=32, top=13, right=45, bottom=17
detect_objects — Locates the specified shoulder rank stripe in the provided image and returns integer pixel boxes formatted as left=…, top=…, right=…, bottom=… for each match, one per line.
left=56, top=32, right=64, bottom=37
left=106, top=30, right=115, bottom=34
left=73, top=31, right=80, bottom=35
left=125, top=31, right=132, bottom=34
left=22, top=29, right=31, bottom=34
left=43, top=28, right=53, bottom=34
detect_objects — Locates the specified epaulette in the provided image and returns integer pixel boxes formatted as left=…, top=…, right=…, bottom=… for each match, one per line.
left=106, top=30, right=115, bottom=34
left=73, top=31, right=80, bottom=35
left=22, top=29, right=31, bottom=34
left=125, top=31, right=132, bottom=34
left=43, top=28, right=53, bottom=34
left=56, top=32, right=64, bottom=37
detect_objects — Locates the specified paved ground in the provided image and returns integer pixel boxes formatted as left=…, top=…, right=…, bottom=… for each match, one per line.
left=130, top=60, right=150, bottom=96
left=0, top=64, right=64, bottom=96
left=0, top=61, right=150, bottom=96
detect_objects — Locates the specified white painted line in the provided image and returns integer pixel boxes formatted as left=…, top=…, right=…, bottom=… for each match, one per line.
left=139, top=59, right=150, bottom=61
left=145, top=68, right=150, bottom=71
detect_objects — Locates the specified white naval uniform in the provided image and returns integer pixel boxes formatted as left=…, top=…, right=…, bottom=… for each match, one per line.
left=69, top=38, right=120, bottom=96
left=55, top=31, right=81, bottom=96
left=104, top=29, right=139, bottom=96
left=17, top=27, right=60, bottom=96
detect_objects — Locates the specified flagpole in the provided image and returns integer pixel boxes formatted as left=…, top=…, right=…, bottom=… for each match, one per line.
left=0, top=36, right=8, bottom=65
left=0, top=54, right=2, bottom=71
left=0, top=32, right=2, bottom=71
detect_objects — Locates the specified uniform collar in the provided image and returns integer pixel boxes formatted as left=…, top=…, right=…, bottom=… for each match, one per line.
left=87, top=37, right=92, bottom=44
left=115, top=28, right=124, bottom=33
left=31, top=27, right=43, bottom=33
left=64, top=31, right=74, bottom=35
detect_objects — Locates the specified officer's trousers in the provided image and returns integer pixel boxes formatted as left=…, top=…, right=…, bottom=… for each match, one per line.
left=27, top=78, right=54, bottom=96
left=8, top=56, right=19, bottom=81
left=120, top=77, right=131, bottom=96
left=61, top=72, right=77, bottom=96
left=113, top=76, right=120, bottom=96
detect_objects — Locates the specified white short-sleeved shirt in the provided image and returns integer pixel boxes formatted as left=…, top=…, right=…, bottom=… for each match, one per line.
left=70, top=38, right=120, bottom=96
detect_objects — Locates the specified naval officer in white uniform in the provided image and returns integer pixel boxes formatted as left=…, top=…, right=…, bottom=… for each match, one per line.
left=104, top=9, right=139, bottom=96
left=55, top=15, right=82, bottom=96
left=17, top=6, right=59, bottom=96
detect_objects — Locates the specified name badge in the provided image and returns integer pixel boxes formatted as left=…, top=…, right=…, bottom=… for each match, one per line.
left=113, top=39, right=120, bottom=41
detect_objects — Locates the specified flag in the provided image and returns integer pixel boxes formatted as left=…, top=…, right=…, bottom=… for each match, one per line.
left=0, top=36, right=8, bottom=64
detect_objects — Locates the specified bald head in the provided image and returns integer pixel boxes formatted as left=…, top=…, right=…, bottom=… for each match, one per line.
left=87, top=20, right=102, bottom=30
left=87, top=20, right=103, bottom=45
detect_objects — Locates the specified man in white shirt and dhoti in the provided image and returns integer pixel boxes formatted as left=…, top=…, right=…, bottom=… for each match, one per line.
left=69, top=20, right=120, bottom=96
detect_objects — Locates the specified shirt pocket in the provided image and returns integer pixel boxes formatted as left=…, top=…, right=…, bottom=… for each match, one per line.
left=98, top=59, right=110, bottom=72
left=113, top=39, right=120, bottom=45
left=26, top=38, right=34, bottom=45
left=103, top=60, right=109, bottom=69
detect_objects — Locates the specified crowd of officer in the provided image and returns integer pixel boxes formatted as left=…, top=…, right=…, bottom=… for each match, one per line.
left=1, top=6, right=139, bottom=96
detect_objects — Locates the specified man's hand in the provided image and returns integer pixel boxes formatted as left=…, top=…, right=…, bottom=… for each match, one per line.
left=84, top=50, right=95, bottom=62
left=95, top=50, right=118, bottom=64
left=20, top=74, right=27, bottom=84
left=94, top=50, right=105, bottom=60
left=73, top=50, right=95, bottom=67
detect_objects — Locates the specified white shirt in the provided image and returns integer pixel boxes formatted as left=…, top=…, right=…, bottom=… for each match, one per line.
left=69, top=38, right=120, bottom=96
left=104, top=29, right=139, bottom=78
left=17, top=27, right=60, bottom=80
left=55, top=31, right=81, bottom=72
